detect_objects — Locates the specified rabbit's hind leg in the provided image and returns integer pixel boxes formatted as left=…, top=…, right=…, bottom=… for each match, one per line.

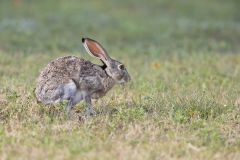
left=62, top=80, right=78, bottom=115
left=84, top=96, right=96, bottom=116
left=65, top=97, right=74, bottom=114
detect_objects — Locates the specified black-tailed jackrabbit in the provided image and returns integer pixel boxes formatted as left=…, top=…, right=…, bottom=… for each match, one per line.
left=35, top=38, right=131, bottom=116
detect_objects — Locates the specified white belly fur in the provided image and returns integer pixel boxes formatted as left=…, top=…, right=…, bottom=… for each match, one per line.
left=54, top=80, right=88, bottom=104
left=72, top=90, right=87, bottom=104
left=62, top=80, right=77, bottom=99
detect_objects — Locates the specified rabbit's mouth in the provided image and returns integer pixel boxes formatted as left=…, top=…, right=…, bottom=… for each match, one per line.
left=117, top=79, right=127, bottom=84
left=116, top=74, right=131, bottom=84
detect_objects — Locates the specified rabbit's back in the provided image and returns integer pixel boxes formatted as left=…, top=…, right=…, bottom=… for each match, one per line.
left=35, top=56, right=103, bottom=104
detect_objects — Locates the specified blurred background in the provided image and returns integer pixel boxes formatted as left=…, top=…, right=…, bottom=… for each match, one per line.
left=0, top=1, right=240, bottom=159
left=0, top=0, right=239, bottom=55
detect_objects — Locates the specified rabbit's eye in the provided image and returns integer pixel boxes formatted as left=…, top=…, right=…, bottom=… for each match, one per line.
left=118, top=64, right=125, bottom=70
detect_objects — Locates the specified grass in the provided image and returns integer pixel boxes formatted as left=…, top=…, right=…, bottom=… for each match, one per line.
left=0, top=0, right=240, bottom=159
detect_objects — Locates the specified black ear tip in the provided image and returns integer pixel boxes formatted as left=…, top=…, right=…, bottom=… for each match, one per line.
left=82, top=38, right=85, bottom=43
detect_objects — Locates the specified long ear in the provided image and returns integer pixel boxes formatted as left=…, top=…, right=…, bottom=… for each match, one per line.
left=82, top=38, right=110, bottom=62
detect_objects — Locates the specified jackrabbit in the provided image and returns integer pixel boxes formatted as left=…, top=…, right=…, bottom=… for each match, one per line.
left=35, top=38, right=131, bottom=116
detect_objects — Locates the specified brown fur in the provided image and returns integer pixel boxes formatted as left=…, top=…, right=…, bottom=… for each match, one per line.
left=35, top=56, right=115, bottom=104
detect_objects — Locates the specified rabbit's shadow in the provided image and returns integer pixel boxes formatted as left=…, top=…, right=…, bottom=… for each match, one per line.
left=95, top=101, right=152, bottom=116
left=37, top=101, right=150, bottom=121
left=75, top=101, right=138, bottom=116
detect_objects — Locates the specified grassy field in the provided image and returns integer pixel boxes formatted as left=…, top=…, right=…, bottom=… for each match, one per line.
left=0, top=0, right=240, bottom=159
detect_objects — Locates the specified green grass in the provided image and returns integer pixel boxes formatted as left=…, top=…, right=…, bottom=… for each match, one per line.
left=0, top=0, right=240, bottom=159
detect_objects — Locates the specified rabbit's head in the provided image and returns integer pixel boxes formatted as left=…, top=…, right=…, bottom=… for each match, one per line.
left=82, top=38, right=131, bottom=83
